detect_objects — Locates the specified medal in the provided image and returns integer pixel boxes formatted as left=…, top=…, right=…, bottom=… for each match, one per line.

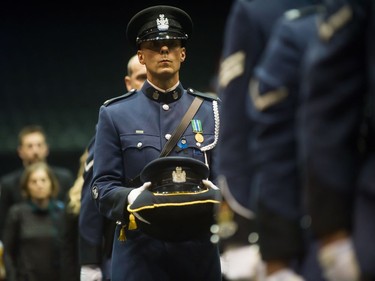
left=191, top=119, right=204, bottom=143
left=195, top=133, right=204, bottom=143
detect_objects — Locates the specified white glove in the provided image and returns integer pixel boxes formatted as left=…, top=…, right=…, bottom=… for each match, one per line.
left=318, top=238, right=360, bottom=281
left=202, top=179, right=219, bottom=190
left=255, top=262, right=305, bottom=281
left=220, top=244, right=260, bottom=280
left=265, top=269, right=305, bottom=281
left=127, top=182, right=151, bottom=205
left=80, top=265, right=103, bottom=281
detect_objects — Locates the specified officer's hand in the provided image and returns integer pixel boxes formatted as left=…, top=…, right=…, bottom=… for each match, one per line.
left=202, top=179, right=219, bottom=190
left=128, top=181, right=152, bottom=205
left=80, top=265, right=103, bottom=281
left=318, top=238, right=360, bottom=281
left=264, top=269, right=305, bottom=281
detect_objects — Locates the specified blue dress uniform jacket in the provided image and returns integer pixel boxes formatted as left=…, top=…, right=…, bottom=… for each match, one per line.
left=92, top=81, right=221, bottom=281
left=250, top=8, right=327, bottom=280
left=217, top=0, right=318, bottom=219
left=300, top=0, right=375, bottom=278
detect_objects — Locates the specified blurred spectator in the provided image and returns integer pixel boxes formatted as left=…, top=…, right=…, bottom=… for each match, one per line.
left=2, top=162, right=65, bottom=281
left=0, top=125, right=74, bottom=239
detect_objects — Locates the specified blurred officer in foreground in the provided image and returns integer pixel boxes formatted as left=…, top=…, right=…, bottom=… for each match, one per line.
left=92, top=5, right=221, bottom=281
left=217, top=0, right=316, bottom=219
left=299, top=0, right=375, bottom=280
left=0, top=125, right=74, bottom=239
left=249, top=4, right=327, bottom=281
left=217, top=0, right=321, bottom=280
left=79, top=54, right=147, bottom=281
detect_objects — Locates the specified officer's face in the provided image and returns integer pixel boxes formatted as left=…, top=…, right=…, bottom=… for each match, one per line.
left=138, top=39, right=186, bottom=81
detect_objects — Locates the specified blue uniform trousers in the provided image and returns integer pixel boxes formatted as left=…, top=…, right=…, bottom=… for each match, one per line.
left=110, top=226, right=221, bottom=281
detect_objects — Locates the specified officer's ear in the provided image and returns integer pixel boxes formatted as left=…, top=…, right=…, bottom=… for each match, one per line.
left=137, top=50, right=145, bottom=65
left=180, top=47, right=186, bottom=62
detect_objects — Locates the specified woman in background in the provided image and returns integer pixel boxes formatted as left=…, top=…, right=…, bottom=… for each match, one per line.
left=3, top=162, right=64, bottom=281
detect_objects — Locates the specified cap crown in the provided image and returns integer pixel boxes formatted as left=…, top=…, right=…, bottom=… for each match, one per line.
left=126, top=5, right=193, bottom=49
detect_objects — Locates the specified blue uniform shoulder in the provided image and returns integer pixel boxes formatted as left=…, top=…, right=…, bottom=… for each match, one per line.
left=283, top=4, right=325, bottom=21
left=103, top=89, right=137, bottom=107
left=186, top=88, right=220, bottom=101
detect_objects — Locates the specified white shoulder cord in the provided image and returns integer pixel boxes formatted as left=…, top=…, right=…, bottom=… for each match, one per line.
left=200, top=100, right=220, bottom=167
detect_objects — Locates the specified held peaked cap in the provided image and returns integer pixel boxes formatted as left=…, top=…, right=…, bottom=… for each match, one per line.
left=126, top=5, right=193, bottom=49
left=140, top=156, right=209, bottom=193
left=128, top=156, right=221, bottom=241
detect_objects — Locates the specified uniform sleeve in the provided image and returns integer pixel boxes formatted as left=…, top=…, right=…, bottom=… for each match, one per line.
left=79, top=140, right=105, bottom=265
left=299, top=1, right=367, bottom=238
left=217, top=0, right=263, bottom=218
left=251, top=17, right=312, bottom=260
left=92, top=106, right=132, bottom=222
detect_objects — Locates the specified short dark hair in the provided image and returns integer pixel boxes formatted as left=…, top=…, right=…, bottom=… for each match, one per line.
left=18, top=125, right=47, bottom=146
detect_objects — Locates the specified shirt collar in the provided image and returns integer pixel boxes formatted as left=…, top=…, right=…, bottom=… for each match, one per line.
left=143, top=80, right=184, bottom=103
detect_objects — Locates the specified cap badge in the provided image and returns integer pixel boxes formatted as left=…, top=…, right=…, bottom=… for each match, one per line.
left=172, top=166, right=186, bottom=183
left=157, top=14, right=169, bottom=31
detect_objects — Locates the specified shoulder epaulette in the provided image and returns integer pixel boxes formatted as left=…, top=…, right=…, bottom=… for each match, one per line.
left=284, top=5, right=326, bottom=21
left=186, top=88, right=220, bottom=101
left=103, top=89, right=137, bottom=106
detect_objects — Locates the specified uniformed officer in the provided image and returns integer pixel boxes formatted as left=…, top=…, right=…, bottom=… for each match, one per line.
left=299, top=0, right=375, bottom=280
left=79, top=55, right=147, bottom=281
left=217, top=0, right=319, bottom=219
left=248, top=4, right=327, bottom=281
left=217, top=0, right=323, bottom=280
left=92, top=5, right=221, bottom=281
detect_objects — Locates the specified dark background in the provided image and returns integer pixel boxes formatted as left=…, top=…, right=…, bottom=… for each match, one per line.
left=0, top=1, right=234, bottom=175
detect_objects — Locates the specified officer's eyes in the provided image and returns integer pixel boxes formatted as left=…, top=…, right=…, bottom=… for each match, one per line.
left=143, top=40, right=181, bottom=50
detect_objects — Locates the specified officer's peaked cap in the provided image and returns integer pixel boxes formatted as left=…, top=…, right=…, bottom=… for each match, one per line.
left=127, top=5, right=193, bottom=49
left=140, top=156, right=209, bottom=188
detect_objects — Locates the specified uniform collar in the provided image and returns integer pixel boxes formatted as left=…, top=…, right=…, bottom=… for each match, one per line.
left=143, top=80, right=184, bottom=103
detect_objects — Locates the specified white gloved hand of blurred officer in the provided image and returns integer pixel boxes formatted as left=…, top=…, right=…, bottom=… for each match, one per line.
left=80, top=265, right=103, bottom=281
left=318, top=237, right=360, bottom=281
left=127, top=182, right=152, bottom=205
